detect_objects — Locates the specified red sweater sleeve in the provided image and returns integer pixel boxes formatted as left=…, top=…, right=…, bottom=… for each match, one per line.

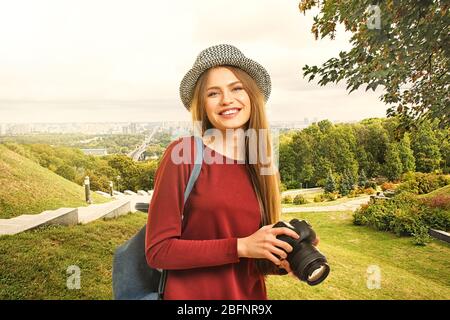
left=145, top=137, right=240, bottom=270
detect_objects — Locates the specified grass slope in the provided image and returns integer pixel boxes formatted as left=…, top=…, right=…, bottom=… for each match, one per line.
left=0, top=210, right=448, bottom=299
left=267, top=211, right=450, bottom=300
left=418, top=184, right=450, bottom=199
left=0, top=144, right=109, bottom=219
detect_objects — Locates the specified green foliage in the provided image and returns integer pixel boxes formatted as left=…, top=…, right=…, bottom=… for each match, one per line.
left=314, top=194, right=324, bottom=203
left=324, top=170, right=336, bottom=193
left=339, top=170, right=354, bottom=196
left=299, top=0, right=450, bottom=129
left=397, top=172, right=450, bottom=194
left=278, top=118, right=447, bottom=188
left=383, top=143, right=403, bottom=181
left=358, top=169, right=367, bottom=187
left=293, top=194, right=307, bottom=205
left=282, top=195, right=293, bottom=204
left=0, top=145, right=109, bottom=219
left=398, top=134, right=416, bottom=173
left=353, top=189, right=450, bottom=245
left=411, top=121, right=442, bottom=172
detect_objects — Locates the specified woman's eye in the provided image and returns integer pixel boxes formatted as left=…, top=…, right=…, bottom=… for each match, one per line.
left=208, top=92, right=218, bottom=97
left=233, top=87, right=243, bottom=91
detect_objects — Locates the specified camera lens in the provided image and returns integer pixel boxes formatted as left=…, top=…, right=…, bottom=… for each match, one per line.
left=272, top=219, right=330, bottom=286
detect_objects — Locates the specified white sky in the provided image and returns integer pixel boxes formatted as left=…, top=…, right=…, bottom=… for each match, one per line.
left=0, top=0, right=388, bottom=123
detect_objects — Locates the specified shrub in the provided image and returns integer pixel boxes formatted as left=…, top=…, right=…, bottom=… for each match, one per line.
left=363, top=187, right=376, bottom=195
left=293, top=195, right=307, bottom=205
left=282, top=195, right=293, bottom=204
left=324, top=192, right=337, bottom=201
left=397, top=173, right=449, bottom=195
left=421, top=194, right=450, bottom=210
left=353, top=191, right=449, bottom=245
left=365, top=181, right=377, bottom=190
left=381, top=182, right=397, bottom=191
left=313, top=194, right=324, bottom=202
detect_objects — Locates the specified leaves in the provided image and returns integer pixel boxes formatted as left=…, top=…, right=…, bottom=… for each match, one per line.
left=299, top=0, right=450, bottom=129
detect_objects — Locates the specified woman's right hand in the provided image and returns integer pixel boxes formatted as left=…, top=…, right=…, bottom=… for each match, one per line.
left=237, top=224, right=300, bottom=266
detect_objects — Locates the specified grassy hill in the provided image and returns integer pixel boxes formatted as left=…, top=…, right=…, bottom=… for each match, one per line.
left=0, top=209, right=448, bottom=299
left=418, top=184, right=450, bottom=199
left=0, top=144, right=110, bottom=219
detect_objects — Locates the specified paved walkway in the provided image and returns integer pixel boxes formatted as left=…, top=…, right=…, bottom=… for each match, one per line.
left=282, top=196, right=370, bottom=213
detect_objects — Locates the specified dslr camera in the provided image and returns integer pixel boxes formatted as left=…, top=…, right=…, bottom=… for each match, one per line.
left=273, top=219, right=330, bottom=285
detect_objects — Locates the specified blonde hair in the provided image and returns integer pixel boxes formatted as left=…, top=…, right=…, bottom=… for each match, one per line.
left=190, top=65, right=282, bottom=275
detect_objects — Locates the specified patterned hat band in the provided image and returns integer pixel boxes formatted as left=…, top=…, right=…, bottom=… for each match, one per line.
left=179, top=44, right=271, bottom=111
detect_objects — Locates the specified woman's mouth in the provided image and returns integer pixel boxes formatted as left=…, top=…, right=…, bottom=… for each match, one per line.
left=218, top=107, right=241, bottom=119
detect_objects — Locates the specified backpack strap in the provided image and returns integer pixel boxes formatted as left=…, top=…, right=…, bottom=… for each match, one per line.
left=158, top=135, right=204, bottom=299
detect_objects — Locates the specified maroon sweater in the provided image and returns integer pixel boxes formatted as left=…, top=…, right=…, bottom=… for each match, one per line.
left=145, top=136, right=267, bottom=300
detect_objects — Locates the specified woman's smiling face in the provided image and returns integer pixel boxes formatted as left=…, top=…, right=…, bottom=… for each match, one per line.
left=203, top=66, right=251, bottom=133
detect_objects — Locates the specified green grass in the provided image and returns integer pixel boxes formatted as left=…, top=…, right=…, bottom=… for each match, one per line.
left=267, top=211, right=450, bottom=300
left=0, top=212, right=147, bottom=299
left=0, top=144, right=109, bottom=219
left=418, top=185, right=450, bottom=199
left=1, top=209, right=449, bottom=299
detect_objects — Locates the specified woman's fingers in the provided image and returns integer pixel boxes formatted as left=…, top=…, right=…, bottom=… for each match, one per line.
left=264, top=251, right=282, bottom=266
left=279, top=259, right=292, bottom=273
left=271, top=227, right=300, bottom=240
left=272, top=239, right=293, bottom=253
left=313, top=235, right=320, bottom=246
left=269, top=245, right=288, bottom=260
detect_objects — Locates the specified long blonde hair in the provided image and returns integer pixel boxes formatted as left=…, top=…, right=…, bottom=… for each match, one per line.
left=190, top=65, right=282, bottom=275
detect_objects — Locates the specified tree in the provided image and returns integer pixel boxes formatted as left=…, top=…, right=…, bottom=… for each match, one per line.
left=384, top=143, right=403, bottom=181
left=324, top=170, right=336, bottom=193
left=339, top=171, right=352, bottom=196
left=358, top=169, right=368, bottom=187
left=398, top=133, right=416, bottom=173
left=299, top=1, right=449, bottom=130
left=411, top=121, right=442, bottom=172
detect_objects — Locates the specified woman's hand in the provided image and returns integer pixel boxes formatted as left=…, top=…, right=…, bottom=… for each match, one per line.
left=237, top=224, right=300, bottom=266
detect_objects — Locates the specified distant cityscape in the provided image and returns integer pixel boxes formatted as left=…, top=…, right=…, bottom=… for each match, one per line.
left=0, top=117, right=358, bottom=136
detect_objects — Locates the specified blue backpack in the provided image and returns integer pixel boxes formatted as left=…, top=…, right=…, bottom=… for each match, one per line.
left=112, top=136, right=204, bottom=300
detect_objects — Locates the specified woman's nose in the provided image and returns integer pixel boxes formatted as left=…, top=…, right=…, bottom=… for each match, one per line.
left=221, top=90, right=234, bottom=105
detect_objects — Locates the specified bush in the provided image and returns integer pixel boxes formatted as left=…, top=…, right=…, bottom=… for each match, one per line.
left=397, top=173, right=450, bottom=195
left=314, top=194, right=324, bottom=202
left=353, top=191, right=450, bottom=245
left=363, top=187, right=376, bottom=195
left=293, top=195, right=307, bottom=205
left=282, top=195, right=293, bottom=204
left=365, top=181, right=378, bottom=189
left=421, top=194, right=450, bottom=210
left=381, top=182, right=397, bottom=191
left=323, top=192, right=337, bottom=201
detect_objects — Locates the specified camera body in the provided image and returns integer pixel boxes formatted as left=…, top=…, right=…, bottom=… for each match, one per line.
left=273, top=219, right=330, bottom=286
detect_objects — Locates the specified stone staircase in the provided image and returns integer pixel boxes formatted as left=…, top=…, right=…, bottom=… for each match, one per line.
left=0, top=193, right=152, bottom=236
left=0, top=208, right=78, bottom=236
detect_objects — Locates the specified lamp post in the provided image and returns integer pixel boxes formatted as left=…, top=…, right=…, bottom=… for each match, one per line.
left=116, top=175, right=121, bottom=192
left=84, top=176, right=92, bottom=204
left=109, top=181, right=114, bottom=197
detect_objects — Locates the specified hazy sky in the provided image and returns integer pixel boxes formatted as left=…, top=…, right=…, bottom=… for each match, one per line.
left=0, top=0, right=388, bottom=123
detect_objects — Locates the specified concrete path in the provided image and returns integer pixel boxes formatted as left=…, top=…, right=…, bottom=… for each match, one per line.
left=282, top=196, right=370, bottom=213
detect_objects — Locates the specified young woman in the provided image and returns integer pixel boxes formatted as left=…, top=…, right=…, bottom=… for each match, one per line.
left=145, top=44, right=318, bottom=300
